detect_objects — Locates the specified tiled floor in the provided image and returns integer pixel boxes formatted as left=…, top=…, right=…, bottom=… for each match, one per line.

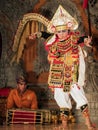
left=0, top=122, right=98, bottom=130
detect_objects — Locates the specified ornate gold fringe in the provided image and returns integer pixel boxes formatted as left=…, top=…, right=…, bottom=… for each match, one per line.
left=11, top=13, right=49, bottom=63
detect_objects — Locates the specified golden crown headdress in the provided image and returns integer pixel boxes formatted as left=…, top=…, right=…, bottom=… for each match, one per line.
left=47, top=5, right=78, bottom=32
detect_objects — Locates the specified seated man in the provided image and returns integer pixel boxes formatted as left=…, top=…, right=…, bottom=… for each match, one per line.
left=6, top=76, right=38, bottom=109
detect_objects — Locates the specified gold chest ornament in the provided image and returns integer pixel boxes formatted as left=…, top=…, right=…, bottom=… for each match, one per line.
left=48, top=36, right=79, bottom=92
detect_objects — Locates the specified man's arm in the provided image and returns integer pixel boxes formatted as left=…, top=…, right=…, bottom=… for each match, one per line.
left=41, top=31, right=52, bottom=39
left=31, top=92, right=38, bottom=109
left=6, top=90, right=15, bottom=109
left=78, top=36, right=88, bottom=44
left=78, top=36, right=92, bottom=47
left=29, top=31, right=52, bottom=40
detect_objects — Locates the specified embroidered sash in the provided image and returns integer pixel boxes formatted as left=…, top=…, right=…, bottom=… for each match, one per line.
left=48, top=38, right=79, bottom=92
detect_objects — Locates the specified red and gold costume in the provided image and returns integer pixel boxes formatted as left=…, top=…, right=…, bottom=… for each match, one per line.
left=47, top=33, right=79, bottom=92
left=41, top=5, right=94, bottom=129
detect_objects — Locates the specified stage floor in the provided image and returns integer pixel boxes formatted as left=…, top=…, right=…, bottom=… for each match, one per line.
left=0, top=122, right=98, bottom=130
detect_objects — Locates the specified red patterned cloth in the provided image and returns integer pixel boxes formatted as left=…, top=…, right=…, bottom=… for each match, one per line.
left=0, top=87, right=11, bottom=97
left=7, top=109, right=43, bottom=124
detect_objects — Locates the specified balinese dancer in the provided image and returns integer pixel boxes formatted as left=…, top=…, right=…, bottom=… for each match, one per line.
left=29, top=5, right=95, bottom=130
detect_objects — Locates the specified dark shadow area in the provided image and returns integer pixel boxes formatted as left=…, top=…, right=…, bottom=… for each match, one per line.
left=0, top=32, right=2, bottom=59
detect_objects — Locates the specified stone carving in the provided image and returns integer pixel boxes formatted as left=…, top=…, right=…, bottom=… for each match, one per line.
left=85, top=56, right=98, bottom=92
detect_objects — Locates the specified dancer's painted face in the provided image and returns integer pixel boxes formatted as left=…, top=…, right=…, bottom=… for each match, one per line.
left=56, top=30, right=69, bottom=41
